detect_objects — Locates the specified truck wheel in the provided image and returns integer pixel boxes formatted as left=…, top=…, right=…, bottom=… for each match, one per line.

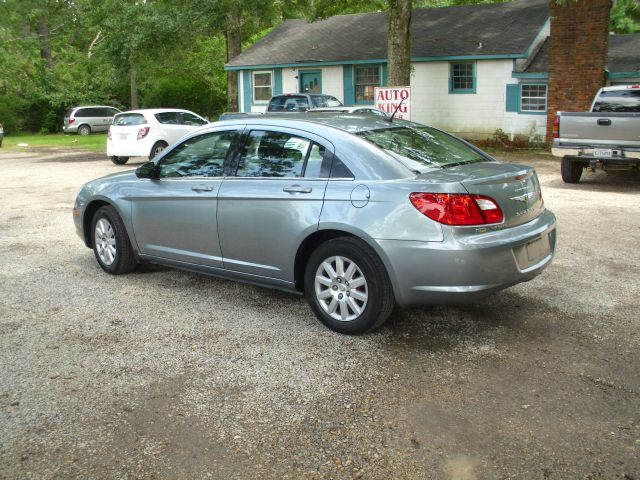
left=561, top=156, right=583, bottom=183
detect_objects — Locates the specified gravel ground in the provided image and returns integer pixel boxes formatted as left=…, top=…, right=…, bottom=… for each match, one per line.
left=0, top=147, right=638, bottom=480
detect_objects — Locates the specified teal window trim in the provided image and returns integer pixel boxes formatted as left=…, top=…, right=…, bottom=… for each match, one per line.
left=354, top=64, right=383, bottom=105
left=343, top=65, right=355, bottom=105
left=518, top=83, right=548, bottom=115
left=298, top=69, right=322, bottom=94
left=251, top=70, right=273, bottom=105
left=242, top=70, right=251, bottom=113
left=512, top=72, right=548, bottom=79
left=273, top=68, right=283, bottom=96
left=449, top=62, right=476, bottom=94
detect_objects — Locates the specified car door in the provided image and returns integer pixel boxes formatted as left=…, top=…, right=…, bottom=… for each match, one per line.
left=217, top=126, right=332, bottom=282
left=154, top=111, right=186, bottom=145
left=130, top=128, right=239, bottom=268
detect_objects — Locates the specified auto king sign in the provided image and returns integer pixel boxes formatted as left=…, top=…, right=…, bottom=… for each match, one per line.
left=374, top=86, right=411, bottom=120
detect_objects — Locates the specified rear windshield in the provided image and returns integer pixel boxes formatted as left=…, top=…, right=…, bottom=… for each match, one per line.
left=64, top=108, right=74, bottom=118
left=592, top=89, right=640, bottom=112
left=357, top=126, right=487, bottom=171
left=268, top=96, right=309, bottom=112
left=113, top=113, right=147, bottom=126
left=311, top=95, right=343, bottom=108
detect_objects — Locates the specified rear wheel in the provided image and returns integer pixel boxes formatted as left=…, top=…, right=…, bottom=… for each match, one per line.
left=304, top=237, right=395, bottom=335
left=149, top=141, right=168, bottom=160
left=110, top=156, right=129, bottom=165
left=561, top=156, right=583, bottom=183
left=91, top=206, right=137, bottom=274
left=78, top=124, right=91, bottom=136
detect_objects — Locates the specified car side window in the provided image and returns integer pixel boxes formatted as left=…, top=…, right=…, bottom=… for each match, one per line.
left=155, top=112, right=180, bottom=124
left=159, top=131, right=235, bottom=178
left=236, top=130, right=312, bottom=178
left=180, top=112, right=207, bottom=126
left=304, top=143, right=325, bottom=178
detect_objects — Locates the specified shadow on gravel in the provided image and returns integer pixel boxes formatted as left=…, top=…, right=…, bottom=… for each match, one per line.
left=547, top=170, right=640, bottom=193
left=38, top=152, right=108, bottom=163
left=381, top=290, right=561, bottom=351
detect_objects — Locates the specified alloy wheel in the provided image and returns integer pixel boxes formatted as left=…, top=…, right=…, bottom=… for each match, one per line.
left=94, top=218, right=116, bottom=266
left=314, top=255, right=368, bottom=322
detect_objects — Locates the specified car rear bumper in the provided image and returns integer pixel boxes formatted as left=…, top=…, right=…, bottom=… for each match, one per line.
left=63, top=125, right=78, bottom=133
left=107, top=139, right=151, bottom=158
left=376, top=209, right=557, bottom=306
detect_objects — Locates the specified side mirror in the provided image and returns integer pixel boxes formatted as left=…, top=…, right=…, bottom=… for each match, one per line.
left=136, top=161, right=159, bottom=179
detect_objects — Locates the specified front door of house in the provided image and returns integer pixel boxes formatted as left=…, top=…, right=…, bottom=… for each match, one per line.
left=300, top=71, right=321, bottom=94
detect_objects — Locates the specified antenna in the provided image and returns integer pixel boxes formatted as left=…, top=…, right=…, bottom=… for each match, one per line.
left=387, top=95, right=406, bottom=123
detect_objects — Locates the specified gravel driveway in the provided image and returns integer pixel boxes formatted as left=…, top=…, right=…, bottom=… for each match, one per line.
left=0, top=147, right=638, bottom=479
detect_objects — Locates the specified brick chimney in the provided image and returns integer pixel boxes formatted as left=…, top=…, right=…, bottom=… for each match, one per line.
left=546, top=0, right=612, bottom=142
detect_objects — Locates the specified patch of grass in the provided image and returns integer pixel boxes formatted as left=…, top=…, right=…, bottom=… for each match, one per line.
left=1, top=132, right=107, bottom=152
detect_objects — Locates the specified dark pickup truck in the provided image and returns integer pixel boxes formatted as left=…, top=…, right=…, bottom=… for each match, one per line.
left=552, top=85, right=640, bottom=183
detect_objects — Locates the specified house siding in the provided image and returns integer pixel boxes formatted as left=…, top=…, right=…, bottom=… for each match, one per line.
left=411, top=60, right=547, bottom=140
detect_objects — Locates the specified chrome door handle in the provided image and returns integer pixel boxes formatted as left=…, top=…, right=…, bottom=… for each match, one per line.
left=283, top=185, right=312, bottom=194
left=192, top=185, right=214, bottom=192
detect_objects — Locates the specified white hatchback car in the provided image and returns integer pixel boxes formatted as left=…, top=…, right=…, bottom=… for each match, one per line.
left=107, top=109, right=208, bottom=164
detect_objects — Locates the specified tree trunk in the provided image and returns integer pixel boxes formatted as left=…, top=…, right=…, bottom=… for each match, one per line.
left=387, top=0, right=412, bottom=86
left=38, top=16, right=53, bottom=69
left=226, top=12, right=243, bottom=112
left=130, top=61, right=139, bottom=110
left=546, top=0, right=612, bottom=143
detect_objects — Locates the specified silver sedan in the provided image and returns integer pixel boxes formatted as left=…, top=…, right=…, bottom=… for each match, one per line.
left=73, top=114, right=556, bottom=334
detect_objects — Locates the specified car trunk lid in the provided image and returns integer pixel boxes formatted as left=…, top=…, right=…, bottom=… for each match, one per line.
left=416, top=162, right=544, bottom=228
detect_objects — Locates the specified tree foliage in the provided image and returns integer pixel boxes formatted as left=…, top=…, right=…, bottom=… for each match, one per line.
left=0, top=0, right=637, bottom=133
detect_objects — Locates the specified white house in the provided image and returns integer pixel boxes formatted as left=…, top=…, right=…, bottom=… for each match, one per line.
left=225, top=0, right=640, bottom=140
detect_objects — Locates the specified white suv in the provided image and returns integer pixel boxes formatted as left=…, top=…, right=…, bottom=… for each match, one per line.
left=107, top=109, right=208, bottom=165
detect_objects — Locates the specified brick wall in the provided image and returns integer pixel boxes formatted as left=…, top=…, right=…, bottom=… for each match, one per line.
left=546, top=0, right=612, bottom=142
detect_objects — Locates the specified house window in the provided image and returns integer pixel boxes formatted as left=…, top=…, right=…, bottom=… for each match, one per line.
left=252, top=71, right=272, bottom=103
left=355, top=65, right=381, bottom=103
left=520, top=84, right=547, bottom=112
left=450, top=62, right=475, bottom=93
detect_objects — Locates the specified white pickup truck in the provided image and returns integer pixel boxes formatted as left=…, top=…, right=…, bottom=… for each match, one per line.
left=552, top=85, right=640, bottom=183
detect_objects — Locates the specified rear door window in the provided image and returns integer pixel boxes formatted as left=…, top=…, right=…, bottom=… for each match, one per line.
left=159, top=131, right=236, bottom=178
left=114, top=113, right=147, bottom=126
left=592, top=90, right=640, bottom=112
left=179, top=112, right=207, bottom=126
left=235, top=130, right=326, bottom=178
left=155, top=112, right=181, bottom=124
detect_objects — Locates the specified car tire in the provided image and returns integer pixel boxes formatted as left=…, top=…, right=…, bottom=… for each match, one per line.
left=304, top=237, right=395, bottom=335
left=561, top=156, right=583, bottom=183
left=149, top=141, right=168, bottom=160
left=110, top=156, right=129, bottom=165
left=91, top=206, right=137, bottom=275
left=78, top=124, right=91, bottom=136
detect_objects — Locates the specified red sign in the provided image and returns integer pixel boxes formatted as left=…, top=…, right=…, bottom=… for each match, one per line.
left=374, top=87, right=411, bottom=120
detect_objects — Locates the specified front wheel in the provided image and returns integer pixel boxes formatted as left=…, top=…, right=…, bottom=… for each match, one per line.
left=561, top=156, right=583, bottom=183
left=304, top=237, right=395, bottom=335
left=111, top=156, right=129, bottom=165
left=91, top=206, right=137, bottom=275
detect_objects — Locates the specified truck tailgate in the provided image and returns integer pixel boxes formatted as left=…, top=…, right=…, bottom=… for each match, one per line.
left=557, top=112, right=640, bottom=148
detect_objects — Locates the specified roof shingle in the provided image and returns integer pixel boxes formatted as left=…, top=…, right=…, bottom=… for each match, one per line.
left=226, top=0, right=549, bottom=68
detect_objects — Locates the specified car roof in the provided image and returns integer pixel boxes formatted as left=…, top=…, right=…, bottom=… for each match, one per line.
left=214, top=112, right=414, bottom=134
left=600, top=84, right=640, bottom=92
left=72, top=105, right=120, bottom=109
left=116, top=108, right=195, bottom=115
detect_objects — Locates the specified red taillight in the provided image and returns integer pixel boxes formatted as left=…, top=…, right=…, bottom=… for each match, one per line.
left=137, top=127, right=150, bottom=140
left=553, top=115, right=560, bottom=139
left=107, top=126, right=112, bottom=140
left=409, top=193, right=503, bottom=226
left=69, top=118, right=75, bottom=125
